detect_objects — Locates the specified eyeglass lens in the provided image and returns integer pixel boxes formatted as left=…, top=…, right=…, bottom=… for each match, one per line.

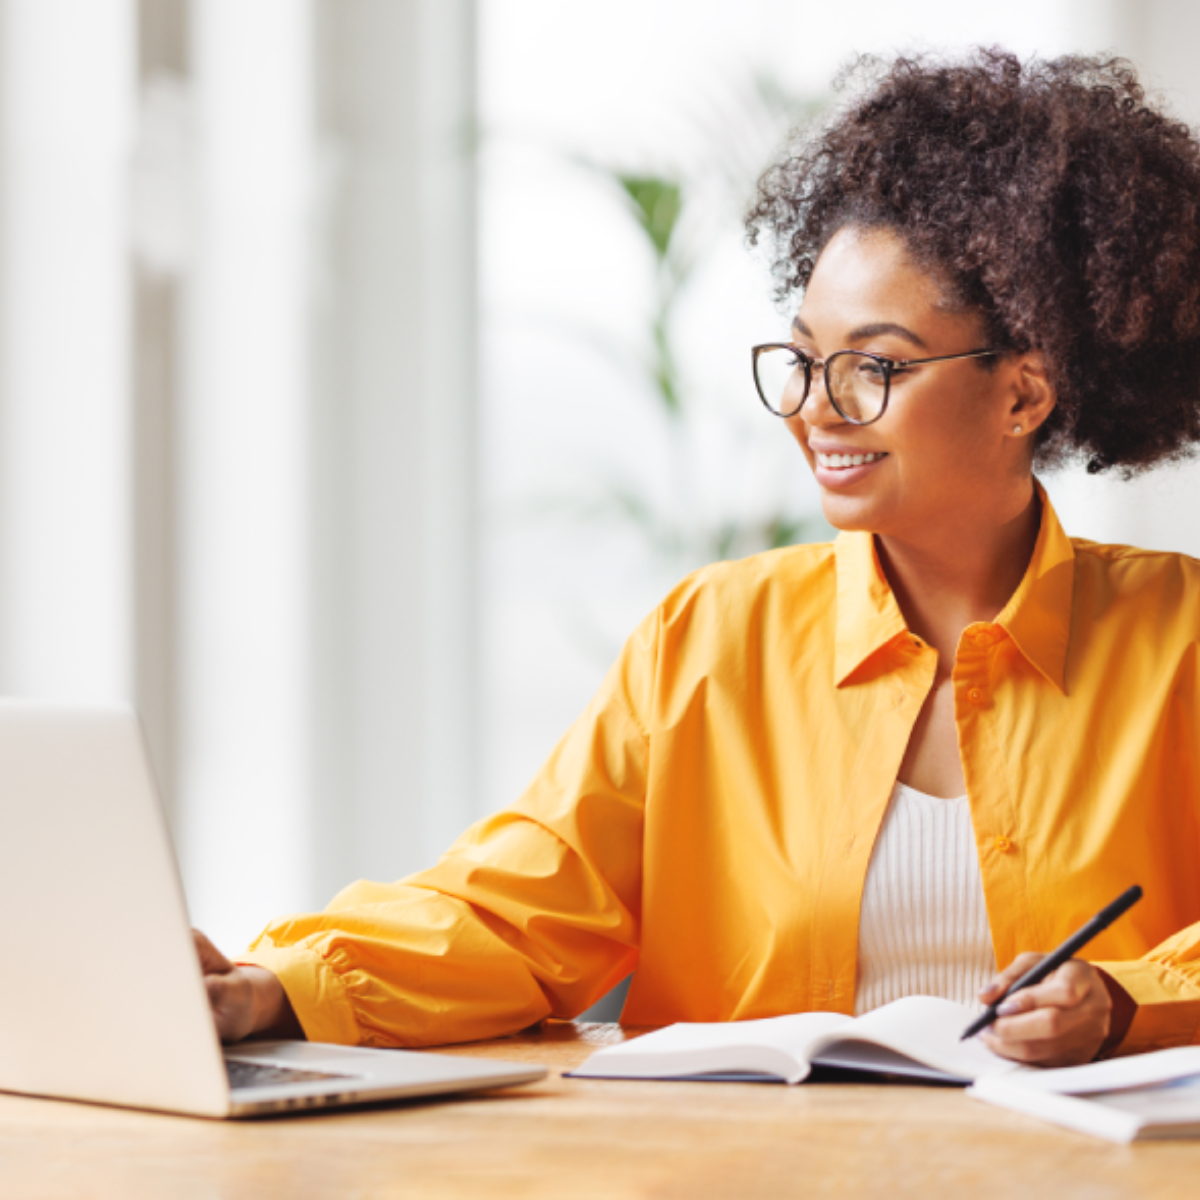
left=755, top=347, right=889, bottom=424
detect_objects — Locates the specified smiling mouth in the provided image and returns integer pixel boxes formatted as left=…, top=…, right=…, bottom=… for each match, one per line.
left=816, top=451, right=888, bottom=470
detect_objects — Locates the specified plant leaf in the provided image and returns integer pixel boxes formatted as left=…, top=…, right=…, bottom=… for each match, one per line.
left=618, top=175, right=683, bottom=262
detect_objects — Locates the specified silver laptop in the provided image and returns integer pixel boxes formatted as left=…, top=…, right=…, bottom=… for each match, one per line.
left=0, top=700, right=546, bottom=1117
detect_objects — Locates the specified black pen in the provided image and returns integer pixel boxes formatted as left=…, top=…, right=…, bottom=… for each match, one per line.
left=960, top=884, right=1143, bottom=1041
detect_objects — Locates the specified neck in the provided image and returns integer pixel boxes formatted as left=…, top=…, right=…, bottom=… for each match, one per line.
left=875, top=486, right=1041, bottom=670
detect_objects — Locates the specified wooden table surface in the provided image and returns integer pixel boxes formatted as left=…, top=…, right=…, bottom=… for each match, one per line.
left=2, top=1021, right=1198, bottom=1199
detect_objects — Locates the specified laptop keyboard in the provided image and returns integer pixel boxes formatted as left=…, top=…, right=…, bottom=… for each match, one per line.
left=225, top=1058, right=358, bottom=1091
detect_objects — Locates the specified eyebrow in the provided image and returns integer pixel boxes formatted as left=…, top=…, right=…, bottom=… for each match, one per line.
left=791, top=317, right=929, bottom=351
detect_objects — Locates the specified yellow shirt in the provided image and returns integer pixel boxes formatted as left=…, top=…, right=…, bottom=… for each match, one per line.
left=243, top=489, right=1200, bottom=1054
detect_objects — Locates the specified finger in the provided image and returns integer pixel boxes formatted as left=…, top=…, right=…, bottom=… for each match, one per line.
left=980, top=1016, right=1103, bottom=1068
left=978, top=952, right=1043, bottom=1002
left=979, top=1029, right=1068, bottom=1065
left=979, top=1029, right=1041, bottom=1063
left=986, top=987, right=1110, bottom=1055
left=193, top=928, right=234, bottom=976
left=994, top=960, right=1105, bottom=1017
left=995, top=973, right=1089, bottom=1016
left=988, top=1000, right=1096, bottom=1045
left=991, top=987, right=1036, bottom=1018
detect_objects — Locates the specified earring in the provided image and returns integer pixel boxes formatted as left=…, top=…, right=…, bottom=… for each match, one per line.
left=1013, top=424, right=1023, bottom=434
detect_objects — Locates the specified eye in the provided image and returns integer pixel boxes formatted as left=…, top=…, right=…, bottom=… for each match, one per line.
left=854, top=357, right=890, bottom=383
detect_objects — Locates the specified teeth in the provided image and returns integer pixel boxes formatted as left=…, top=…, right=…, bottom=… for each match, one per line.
left=817, top=451, right=886, bottom=469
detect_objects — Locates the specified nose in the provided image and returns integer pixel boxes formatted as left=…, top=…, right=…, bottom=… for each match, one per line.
left=799, top=364, right=843, bottom=427
left=784, top=366, right=840, bottom=447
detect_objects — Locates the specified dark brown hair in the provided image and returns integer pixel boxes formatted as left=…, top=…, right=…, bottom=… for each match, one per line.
left=746, top=50, right=1200, bottom=473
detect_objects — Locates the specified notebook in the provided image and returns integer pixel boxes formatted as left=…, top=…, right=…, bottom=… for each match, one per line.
left=569, top=996, right=1026, bottom=1085
left=969, top=1047, right=1200, bottom=1142
left=0, top=700, right=546, bottom=1118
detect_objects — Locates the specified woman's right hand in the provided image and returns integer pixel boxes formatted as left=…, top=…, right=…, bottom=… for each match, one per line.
left=193, top=929, right=303, bottom=1043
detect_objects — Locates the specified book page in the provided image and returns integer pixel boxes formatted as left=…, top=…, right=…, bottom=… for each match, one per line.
left=572, top=1011, right=852, bottom=1083
left=809, top=995, right=1020, bottom=1082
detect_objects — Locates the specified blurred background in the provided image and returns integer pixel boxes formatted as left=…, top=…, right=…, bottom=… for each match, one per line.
left=3, top=0, right=1199, bottom=954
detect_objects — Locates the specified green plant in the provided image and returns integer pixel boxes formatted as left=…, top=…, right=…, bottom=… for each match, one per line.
left=562, top=76, right=834, bottom=576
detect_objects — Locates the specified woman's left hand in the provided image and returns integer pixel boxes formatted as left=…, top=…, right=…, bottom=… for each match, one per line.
left=977, top=953, right=1112, bottom=1067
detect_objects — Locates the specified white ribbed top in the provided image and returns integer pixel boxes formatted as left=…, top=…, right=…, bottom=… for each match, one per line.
left=854, top=781, right=996, bottom=1015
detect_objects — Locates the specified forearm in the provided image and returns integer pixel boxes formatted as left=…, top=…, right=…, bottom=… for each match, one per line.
left=241, top=965, right=303, bottom=1040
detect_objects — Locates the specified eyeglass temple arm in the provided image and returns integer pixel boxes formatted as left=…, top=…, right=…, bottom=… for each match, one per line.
left=895, top=348, right=997, bottom=367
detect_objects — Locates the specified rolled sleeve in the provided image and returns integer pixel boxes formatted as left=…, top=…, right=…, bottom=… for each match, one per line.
left=1093, top=924, right=1200, bottom=1054
left=236, top=941, right=363, bottom=1046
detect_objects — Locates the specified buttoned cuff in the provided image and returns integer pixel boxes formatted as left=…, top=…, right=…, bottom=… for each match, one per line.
left=236, top=943, right=363, bottom=1046
left=1090, top=957, right=1200, bottom=1055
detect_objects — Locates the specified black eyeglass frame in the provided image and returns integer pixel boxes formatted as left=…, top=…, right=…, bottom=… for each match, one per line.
left=750, top=344, right=998, bottom=425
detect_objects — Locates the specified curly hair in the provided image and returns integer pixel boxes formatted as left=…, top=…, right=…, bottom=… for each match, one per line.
left=746, top=49, right=1200, bottom=473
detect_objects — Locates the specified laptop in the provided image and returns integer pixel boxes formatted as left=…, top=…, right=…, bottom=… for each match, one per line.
left=0, top=700, right=547, bottom=1117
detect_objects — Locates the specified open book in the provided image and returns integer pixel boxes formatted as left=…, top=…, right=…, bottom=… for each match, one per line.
left=571, top=996, right=1024, bottom=1086
left=969, top=1047, right=1200, bottom=1142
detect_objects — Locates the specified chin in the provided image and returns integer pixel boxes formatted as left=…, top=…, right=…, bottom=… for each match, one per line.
left=818, top=492, right=882, bottom=534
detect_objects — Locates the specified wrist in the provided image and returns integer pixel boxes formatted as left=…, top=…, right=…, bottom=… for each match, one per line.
left=241, top=965, right=293, bottom=1038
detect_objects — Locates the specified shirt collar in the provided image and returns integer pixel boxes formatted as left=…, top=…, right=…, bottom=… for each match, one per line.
left=833, top=481, right=1074, bottom=692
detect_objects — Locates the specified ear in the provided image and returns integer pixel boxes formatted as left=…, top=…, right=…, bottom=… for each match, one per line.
left=1005, top=352, right=1056, bottom=440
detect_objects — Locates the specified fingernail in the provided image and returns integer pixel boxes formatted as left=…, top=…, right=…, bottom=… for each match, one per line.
left=996, top=999, right=1021, bottom=1016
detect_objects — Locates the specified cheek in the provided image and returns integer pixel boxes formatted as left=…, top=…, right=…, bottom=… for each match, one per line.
left=783, top=415, right=813, bottom=457
left=937, top=404, right=1003, bottom=465
left=892, top=388, right=996, bottom=467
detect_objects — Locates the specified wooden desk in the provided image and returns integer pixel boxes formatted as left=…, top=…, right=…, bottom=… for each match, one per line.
left=2, top=1022, right=1197, bottom=1199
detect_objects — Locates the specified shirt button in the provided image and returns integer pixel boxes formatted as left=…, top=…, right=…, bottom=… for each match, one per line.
left=994, top=836, right=1012, bottom=853
left=968, top=688, right=984, bottom=704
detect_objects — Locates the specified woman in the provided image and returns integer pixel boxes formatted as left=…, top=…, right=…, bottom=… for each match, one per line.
left=200, top=50, right=1200, bottom=1067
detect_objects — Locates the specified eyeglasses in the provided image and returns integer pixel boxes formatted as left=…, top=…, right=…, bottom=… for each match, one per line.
left=751, top=344, right=998, bottom=426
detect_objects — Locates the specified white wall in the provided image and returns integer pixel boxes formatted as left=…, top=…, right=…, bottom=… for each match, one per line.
left=0, top=0, right=135, bottom=703
left=181, top=0, right=480, bottom=947
left=308, top=0, right=479, bottom=906
left=175, top=0, right=316, bottom=948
